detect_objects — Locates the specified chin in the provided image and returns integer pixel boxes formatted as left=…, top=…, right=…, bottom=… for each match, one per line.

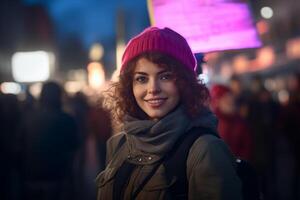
left=147, top=112, right=165, bottom=120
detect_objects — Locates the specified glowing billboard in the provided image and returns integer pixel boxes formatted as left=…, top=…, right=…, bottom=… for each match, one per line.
left=148, top=0, right=262, bottom=53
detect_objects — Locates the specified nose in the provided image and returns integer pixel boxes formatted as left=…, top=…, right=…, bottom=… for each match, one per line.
left=148, top=79, right=161, bottom=94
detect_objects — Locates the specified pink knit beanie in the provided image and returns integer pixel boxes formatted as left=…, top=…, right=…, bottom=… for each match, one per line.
left=121, top=27, right=197, bottom=74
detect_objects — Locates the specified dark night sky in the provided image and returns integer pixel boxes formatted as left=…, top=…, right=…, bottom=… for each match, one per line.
left=23, top=0, right=149, bottom=49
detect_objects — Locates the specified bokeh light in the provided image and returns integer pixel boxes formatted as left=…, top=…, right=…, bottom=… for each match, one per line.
left=260, top=6, right=273, bottom=19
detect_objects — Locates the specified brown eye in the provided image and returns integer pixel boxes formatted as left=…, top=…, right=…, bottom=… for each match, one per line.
left=160, top=73, right=174, bottom=81
left=134, top=76, right=148, bottom=84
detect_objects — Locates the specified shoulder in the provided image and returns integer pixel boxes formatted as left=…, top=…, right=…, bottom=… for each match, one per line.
left=187, top=134, right=236, bottom=173
left=186, top=134, right=242, bottom=199
left=189, top=133, right=227, bottom=153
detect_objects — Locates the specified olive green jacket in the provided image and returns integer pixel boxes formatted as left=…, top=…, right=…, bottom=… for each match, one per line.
left=96, top=133, right=243, bottom=200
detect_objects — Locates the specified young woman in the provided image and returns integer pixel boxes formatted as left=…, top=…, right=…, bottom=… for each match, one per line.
left=96, top=27, right=242, bottom=200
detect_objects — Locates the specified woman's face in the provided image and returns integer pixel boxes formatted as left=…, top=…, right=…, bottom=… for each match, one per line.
left=132, top=57, right=180, bottom=120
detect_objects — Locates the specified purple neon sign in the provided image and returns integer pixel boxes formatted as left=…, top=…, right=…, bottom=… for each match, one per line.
left=149, top=0, right=262, bottom=53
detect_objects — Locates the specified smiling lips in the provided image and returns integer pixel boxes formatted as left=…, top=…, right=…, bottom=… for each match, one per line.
left=145, top=98, right=167, bottom=108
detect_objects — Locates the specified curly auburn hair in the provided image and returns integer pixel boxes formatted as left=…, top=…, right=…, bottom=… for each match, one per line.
left=104, top=52, right=210, bottom=123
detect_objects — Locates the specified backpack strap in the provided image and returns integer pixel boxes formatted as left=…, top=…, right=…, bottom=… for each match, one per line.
left=113, top=161, right=136, bottom=200
left=164, top=126, right=217, bottom=199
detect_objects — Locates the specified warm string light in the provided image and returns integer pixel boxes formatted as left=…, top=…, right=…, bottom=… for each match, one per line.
left=87, top=62, right=105, bottom=90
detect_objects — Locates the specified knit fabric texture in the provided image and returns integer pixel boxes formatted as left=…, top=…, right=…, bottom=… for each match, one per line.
left=121, top=27, right=197, bottom=73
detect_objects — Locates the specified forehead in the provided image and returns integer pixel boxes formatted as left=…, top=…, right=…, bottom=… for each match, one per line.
left=134, top=57, right=170, bottom=73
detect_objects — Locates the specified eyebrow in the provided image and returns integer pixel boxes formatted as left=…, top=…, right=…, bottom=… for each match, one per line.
left=133, top=69, right=171, bottom=76
left=134, top=72, right=148, bottom=76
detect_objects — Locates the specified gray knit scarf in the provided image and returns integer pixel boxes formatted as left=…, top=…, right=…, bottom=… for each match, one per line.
left=123, top=106, right=190, bottom=164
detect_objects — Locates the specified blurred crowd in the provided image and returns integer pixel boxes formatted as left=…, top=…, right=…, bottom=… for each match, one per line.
left=210, top=72, right=300, bottom=200
left=0, top=81, right=112, bottom=200
left=0, top=72, right=299, bottom=200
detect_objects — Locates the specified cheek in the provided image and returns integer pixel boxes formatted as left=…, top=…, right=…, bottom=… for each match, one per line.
left=173, top=89, right=180, bottom=102
left=166, top=83, right=180, bottom=101
left=132, top=86, right=138, bottom=101
left=172, top=83, right=180, bottom=96
left=132, top=84, right=143, bottom=101
left=173, top=81, right=182, bottom=100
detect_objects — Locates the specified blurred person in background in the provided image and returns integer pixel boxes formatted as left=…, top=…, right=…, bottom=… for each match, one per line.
left=247, top=75, right=280, bottom=200
left=88, top=96, right=112, bottom=171
left=67, top=92, right=112, bottom=200
left=279, top=72, right=300, bottom=200
left=18, top=81, right=80, bottom=200
left=229, top=75, right=251, bottom=119
left=67, top=91, right=90, bottom=199
left=210, top=84, right=253, bottom=161
left=0, top=93, right=22, bottom=200
left=21, top=87, right=37, bottom=113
